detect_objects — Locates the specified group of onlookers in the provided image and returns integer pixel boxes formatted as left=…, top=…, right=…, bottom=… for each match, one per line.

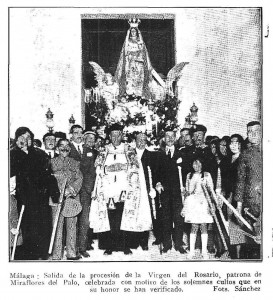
left=9, top=120, right=262, bottom=260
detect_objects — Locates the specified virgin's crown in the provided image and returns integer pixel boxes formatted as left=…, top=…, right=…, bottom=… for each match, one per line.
left=128, top=18, right=141, bottom=28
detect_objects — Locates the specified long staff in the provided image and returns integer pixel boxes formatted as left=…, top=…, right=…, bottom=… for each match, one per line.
left=218, top=194, right=253, bottom=231
left=236, top=227, right=261, bottom=244
left=244, top=208, right=258, bottom=222
left=48, top=178, right=67, bottom=255
left=201, top=183, right=229, bottom=252
left=91, top=172, right=100, bottom=200
left=89, top=172, right=100, bottom=228
left=147, top=166, right=156, bottom=219
left=206, top=186, right=229, bottom=235
left=177, top=166, right=184, bottom=204
left=11, top=204, right=25, bottom=260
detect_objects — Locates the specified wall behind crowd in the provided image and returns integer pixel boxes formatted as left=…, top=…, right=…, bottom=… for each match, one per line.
left=10, top=8, right=261, bottom=140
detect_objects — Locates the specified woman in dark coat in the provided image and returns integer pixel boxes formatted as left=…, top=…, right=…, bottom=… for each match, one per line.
left=10, top=127, right=59, bottom=260
left=225, top=134, right=246, bottom=259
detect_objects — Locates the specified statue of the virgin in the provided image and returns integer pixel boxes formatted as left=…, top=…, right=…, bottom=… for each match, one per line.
left=115, top=19, right=153, bottom=98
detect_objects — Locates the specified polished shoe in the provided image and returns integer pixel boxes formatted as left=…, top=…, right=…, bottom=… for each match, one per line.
left=175, top=246, right=187, bottom=254
left=162, top=246, right=172, bottom=253
left=104, top=249, right=113, bottom=255
left=141, top=246, right=149, bottom=251
left=67, top=255, right=82, bottom=261
left=87, top=244, right=94, bottom=251
left=152, top=240, right=161, bottom=245
left=79, top=251, right=90, bottom=258
left=124, top=248, right=133, bottom=255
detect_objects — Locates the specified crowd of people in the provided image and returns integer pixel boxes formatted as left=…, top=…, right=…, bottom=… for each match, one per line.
left=9, top=120, right=262, bottom=261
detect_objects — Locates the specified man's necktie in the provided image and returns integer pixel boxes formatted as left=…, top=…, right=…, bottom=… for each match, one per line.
left=77, top=145, right=81, bottom=155
left=167, top=149, right=172, bottom=159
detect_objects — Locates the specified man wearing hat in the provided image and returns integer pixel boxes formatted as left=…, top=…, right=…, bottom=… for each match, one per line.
left=77, top=130, right=98, bottom=257
left=155, top=125, right=187, bottom=254
left=234, top=121, right=262, bottom=259
left=51, top=138, right=83, bottom=260
left=90, top=123, right=151, bottom=255
left=54, top=132, right=67, bottom=149
left=177, top=128, right=190, bottom=149
left=190, top=125, right=212, bottom=162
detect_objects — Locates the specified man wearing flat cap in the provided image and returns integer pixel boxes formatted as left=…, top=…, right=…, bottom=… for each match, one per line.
left=189, top=124, right=213, bottom=173
left=90, top=123, right=152, bottom=255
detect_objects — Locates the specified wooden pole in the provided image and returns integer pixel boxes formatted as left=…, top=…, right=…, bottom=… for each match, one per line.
left=201, top=183, right=229, bottom=251
left=11, top=205, right=25, bottom=260
left=48, top=178, right=67, bottom=255
left=218, top=194, right=253, bottom=231
left=178, top=166, right=184, bottom=204
left=206, top=186, right=229, bottom=235
left=147, top=166, right=156, bottom=219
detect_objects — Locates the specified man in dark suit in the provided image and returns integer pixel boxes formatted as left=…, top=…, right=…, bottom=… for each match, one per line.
left=78, top=131, right=97, bottom=257
left=180, top=130, right=195, bottom=186
left=68, top=125, right=97, bottom=258
left=190, top=125, right=213, bottom=170
left=42, top=132, right=59, bottom=229
left=155, top=127, right=186, bottom=254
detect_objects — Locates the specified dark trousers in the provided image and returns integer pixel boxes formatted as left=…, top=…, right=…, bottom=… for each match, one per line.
left=78, top=189, right=92, bottom=252
left=152, top=194, right=163, bottom=243
left=20, top=204, right=52, bottom=260
left=127, top=231, right=149, bottom=249
left=161, top=189, right=184, bottom=249
left=99, top=203, right=130, bottom=251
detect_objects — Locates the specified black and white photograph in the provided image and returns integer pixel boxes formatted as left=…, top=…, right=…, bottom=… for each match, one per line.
left=2, top=1, right=273, bottom=299
left=8, top=7, right=263, bottom=262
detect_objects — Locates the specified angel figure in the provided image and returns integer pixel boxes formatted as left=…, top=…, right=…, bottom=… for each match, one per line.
left=88, top=62, right=119, bottom=110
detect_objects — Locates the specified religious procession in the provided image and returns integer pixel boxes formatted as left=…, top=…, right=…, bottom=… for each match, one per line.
left=9, top=17, right=262, bottom=262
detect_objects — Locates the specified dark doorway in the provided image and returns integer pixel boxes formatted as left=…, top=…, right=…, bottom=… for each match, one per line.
left=81, top=17, right=175, bottom=129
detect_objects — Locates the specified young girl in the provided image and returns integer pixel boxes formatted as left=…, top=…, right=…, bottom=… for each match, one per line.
left=181, top=156, right=214, bottom=259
